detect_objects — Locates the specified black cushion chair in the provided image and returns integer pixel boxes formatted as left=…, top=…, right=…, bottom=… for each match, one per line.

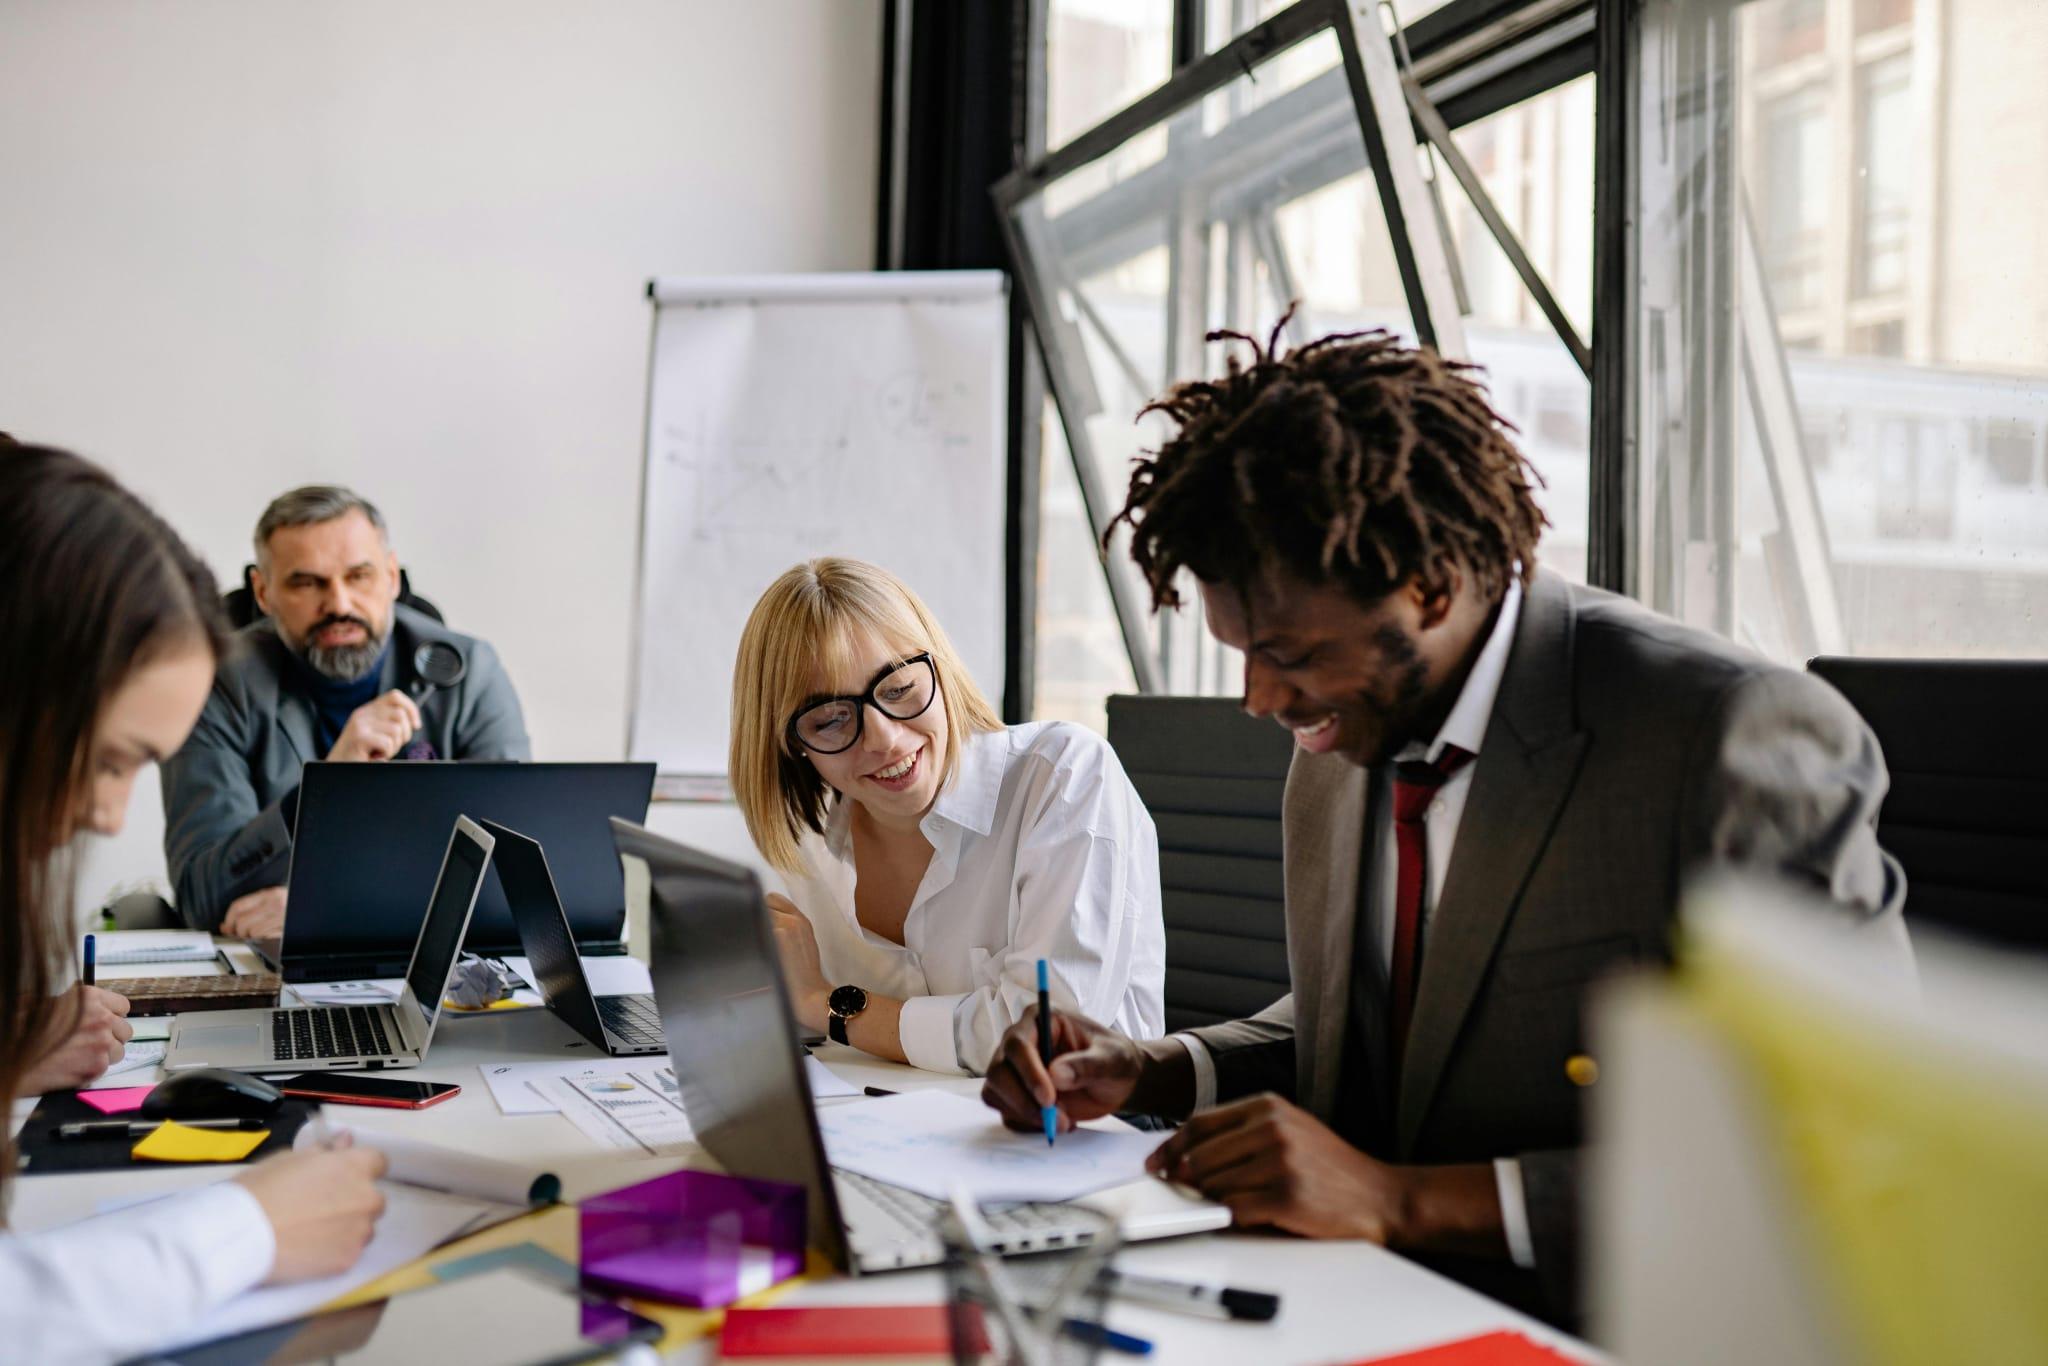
left=1808, top=657, right=2048, bottom=952
left=1106, top=694, right=1296, bottom=1032
left=220, top=563, right=443, bottom=632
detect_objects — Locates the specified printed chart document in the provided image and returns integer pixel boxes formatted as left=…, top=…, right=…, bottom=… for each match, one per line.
left=534, top=1069, right=695, bottom=1157
left=484, top=1055, right=861, bottom=1115
left=816, top=1091, right=1160, bottom=1203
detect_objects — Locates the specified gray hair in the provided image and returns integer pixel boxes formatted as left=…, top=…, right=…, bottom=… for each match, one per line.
left=253, top=485, right=390, bottom=573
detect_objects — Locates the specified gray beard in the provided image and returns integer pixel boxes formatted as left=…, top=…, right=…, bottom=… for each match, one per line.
left=297, top=630, right=387, bottom=683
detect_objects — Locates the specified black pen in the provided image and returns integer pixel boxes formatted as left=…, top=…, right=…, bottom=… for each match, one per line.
left=56, top=1117, right=268, bottom=1140
left=862, top=1086, right=897, bottom=1098
left=1103, top=1270, right=1281, bottom=1322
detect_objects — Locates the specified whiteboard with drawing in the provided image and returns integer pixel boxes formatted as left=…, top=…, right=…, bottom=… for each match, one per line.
left=629, top=272, right=1008, bottom=777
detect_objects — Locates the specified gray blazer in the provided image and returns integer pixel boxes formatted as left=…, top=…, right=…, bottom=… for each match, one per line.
left=1186, top=570, right=1909, bottom=1320
left=160, top=602, right=531, bottom=929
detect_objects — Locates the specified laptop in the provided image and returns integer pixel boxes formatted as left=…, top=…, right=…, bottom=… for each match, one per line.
left=278, top=761, right=654, bottom=981
left=608, top=817, right=1230, bottom=1274
left=484, top=819, right=664, bottom=1057
left=165, top=816, right=495, bottom=1073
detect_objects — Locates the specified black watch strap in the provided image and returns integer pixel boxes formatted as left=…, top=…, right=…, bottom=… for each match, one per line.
left=827, top=1012, right=849, bottom=1045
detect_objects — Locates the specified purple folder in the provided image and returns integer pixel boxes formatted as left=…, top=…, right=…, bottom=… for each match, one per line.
left=580, top=1168, right=806, bottom=1308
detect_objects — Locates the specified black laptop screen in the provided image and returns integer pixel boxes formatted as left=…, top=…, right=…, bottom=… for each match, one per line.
left=405, top=827, right=488, bottom=1029
left=285, top=762, right=654, bottom=972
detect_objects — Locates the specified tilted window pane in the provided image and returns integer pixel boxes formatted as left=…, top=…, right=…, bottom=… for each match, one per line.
left=1630, top=0, right=2048, bottom=661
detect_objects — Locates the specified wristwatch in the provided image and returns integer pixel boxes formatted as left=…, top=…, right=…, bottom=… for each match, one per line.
left=826, top=984, right=869, bottom=1045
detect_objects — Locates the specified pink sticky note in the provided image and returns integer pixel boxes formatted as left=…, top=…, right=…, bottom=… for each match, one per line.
left=78, top=1086, right=153, bottom=1115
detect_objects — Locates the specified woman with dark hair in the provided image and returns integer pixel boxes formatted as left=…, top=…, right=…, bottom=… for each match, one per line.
left=0, top=444, right=390, bottom=1361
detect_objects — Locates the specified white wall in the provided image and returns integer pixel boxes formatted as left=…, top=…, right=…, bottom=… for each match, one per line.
left=0, top=1, right=881, bottom=903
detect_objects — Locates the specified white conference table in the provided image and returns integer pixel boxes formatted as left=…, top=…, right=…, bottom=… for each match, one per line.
left=14, top=994, right=1596, bottom=1365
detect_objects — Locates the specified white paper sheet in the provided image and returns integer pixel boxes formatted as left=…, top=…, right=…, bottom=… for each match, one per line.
left=501, top=954, right=652, bottom=999
left=92, top=930, right=218, bottom=965
left=161, top=1181, right=503, bottom=1351
left=285, top=978, right=401, bottom=1007
left=534, top=1071, right=694, bottom=1157
left=805, top=1056, right=860, bottom=1099
left=483, top=1054, right=859, bottom=1116
left=816, top=1091, right=1161, bottom=1203
left=480, top=1056, right=644, bottom=1116
left=96, top=959, right=226, bottom=980
left=81, top=1039, right=165, bottom=1088
left=297, top=1117, right=561, bottom=1207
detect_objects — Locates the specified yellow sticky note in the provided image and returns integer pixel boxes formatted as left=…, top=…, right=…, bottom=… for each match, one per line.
left=131, top=1120, right=269, bottom=1163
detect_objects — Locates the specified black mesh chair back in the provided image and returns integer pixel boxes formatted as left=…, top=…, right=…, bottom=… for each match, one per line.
left=1809, top=656, right=2048, bottom=952
left=1106, top=695, right=1296, bottom=1031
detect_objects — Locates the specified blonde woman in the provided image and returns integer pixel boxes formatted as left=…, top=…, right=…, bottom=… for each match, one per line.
left=731, top=559, right=1165, bottom=1080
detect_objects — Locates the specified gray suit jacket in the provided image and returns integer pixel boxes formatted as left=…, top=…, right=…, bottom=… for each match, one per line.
left=160, top=602, right=531, bottom=929
left=1186, top=571, right=1908, bottom=1320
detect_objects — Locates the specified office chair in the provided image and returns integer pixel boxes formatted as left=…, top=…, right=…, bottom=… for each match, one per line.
left=1106, top=695, right=1296, bottom=1031
left=219, top=564, right=443, bottom=632
left=1808, top=656, right=2048, bottom=953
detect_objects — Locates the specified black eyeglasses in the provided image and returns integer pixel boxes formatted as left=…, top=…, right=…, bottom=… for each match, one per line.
left=786, top=653, right=938, bottom=756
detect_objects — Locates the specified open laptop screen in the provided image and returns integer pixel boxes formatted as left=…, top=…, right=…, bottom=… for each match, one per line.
left=608, top=818, right=848, bottom=1266
left=401, top=819, right=492, bottom=1037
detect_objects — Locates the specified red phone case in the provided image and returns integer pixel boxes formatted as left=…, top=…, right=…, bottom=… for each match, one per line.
left=278, top=1082, right=460, bottom=1110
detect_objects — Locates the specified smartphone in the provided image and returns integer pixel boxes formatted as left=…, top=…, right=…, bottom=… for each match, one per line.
left=276, top=1073, right=461, bottom=1110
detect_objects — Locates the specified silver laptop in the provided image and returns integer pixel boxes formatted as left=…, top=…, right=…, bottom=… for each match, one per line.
left=608, top=817, right=1229, bottom=1274
left=164, top=816, right=495, bottom=1073
left=484, top=819, right=663, bottom=1057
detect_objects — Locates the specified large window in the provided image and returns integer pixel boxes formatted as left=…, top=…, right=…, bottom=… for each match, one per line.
left=1629, top=0, right=2048, bottom=660
left=1021, top=0, right=1596, bottom=729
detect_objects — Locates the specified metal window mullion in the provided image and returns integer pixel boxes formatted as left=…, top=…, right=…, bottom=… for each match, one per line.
left=995, top=202, right=1165, bottom=694
left=1334, top=0, right=1469, bottom=357
left=1404, top=76, right=1591, bottom=374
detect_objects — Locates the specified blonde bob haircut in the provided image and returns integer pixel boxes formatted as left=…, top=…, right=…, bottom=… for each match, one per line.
left=731, top=558, right=1004, bottom=873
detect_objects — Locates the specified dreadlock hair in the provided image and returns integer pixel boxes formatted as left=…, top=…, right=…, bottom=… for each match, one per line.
left=1110, top=313, right=1546, bottom=613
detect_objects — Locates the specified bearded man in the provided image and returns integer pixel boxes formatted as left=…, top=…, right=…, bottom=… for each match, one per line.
left=161, top=485, right=529, bottom=937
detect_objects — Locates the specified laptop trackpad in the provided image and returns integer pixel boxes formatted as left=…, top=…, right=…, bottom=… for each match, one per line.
left=178, top=1024, right=261, bottom=1056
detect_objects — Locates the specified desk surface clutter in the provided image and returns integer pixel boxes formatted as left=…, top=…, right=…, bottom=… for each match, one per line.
left=8, top=948, right=1600, bottom=1364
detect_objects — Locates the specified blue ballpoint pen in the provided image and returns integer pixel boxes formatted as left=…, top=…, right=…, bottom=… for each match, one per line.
left=1037, top=958, right=1056, bottom=1146
left=82, top=933, right=95, bottom=988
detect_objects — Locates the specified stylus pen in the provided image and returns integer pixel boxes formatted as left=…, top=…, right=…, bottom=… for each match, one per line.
left=1103, top=1270, right=1282, bottom=1322
left=81, top=934, right=95, bottom=988
left=57, top=1117, right=269, bottom=1140
left=1036, top=958, right=1056, bottom=1146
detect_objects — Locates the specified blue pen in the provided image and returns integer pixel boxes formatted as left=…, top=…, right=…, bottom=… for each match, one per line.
left=1063, top=1318, right=1153, bottom=1356
left=1037, top=958, right=1056, bottom=1146
left=82, top=933, right=95, bottom=988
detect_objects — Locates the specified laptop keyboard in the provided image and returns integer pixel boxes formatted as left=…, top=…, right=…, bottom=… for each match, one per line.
left=594, top=993, right=665, bottom=1047
left=837, top=1169, right=1090, bottom=1247
left=269, top=1006, right=392, bottom=1061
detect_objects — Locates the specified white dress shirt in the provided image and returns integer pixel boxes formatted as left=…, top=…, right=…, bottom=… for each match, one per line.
left=0, top=1178, right=276, bottom=1363
left=781, top=721, right=1166, bottom=1076
left=1178, top=580, right=1539, bottom=1267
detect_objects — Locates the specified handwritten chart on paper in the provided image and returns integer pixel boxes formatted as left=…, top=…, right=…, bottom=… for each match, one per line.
left=630, top=273, right=1008, bottom=777
left=815, top=1090, right=1160, bottom=1204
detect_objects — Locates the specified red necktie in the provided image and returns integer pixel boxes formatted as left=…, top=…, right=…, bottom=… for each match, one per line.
left=1389, top=745, right=1473, bottom=1066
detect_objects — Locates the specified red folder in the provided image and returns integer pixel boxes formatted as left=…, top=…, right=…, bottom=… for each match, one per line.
left=1347, top=1329, right=1586, bottom=1365
left=719, top=1305, right=989, bottom=1358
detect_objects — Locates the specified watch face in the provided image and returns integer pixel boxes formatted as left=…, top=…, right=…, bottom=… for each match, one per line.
left=828, top=984, right=868, bottom=1018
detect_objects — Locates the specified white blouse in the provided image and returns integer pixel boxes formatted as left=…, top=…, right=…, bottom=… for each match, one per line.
left=0, top=1178, right=275, bottom=1363
left=780, top=721, right=1166, bottom=1075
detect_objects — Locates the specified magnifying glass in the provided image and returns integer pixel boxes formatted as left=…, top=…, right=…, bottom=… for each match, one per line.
left=409, top=640, right=467, bottom=702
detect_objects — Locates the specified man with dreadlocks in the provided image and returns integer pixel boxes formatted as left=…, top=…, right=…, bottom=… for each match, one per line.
left=982, top=322, right=1909, bottom=1323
